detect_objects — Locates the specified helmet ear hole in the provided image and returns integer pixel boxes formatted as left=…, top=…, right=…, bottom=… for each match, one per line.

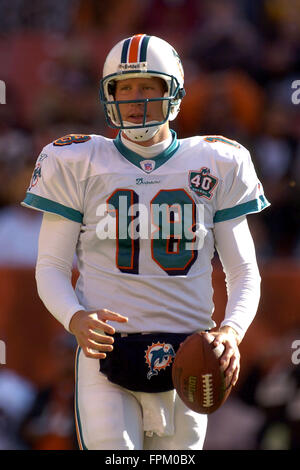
left=162, top=80, right=168, bottom=94
left=177, top=88, right=186, bottom=100
left=108, top=81, right=116, bottom=98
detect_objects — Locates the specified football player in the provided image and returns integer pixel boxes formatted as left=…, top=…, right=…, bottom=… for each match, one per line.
left=22, top=34, right=270, bottom=450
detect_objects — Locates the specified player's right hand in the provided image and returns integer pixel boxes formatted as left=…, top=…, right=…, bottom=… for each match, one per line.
left=69, top=309, right=128, bottom=359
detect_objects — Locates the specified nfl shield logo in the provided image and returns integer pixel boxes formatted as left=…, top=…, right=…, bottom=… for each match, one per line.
left=140, top=160, right=156, bottom=173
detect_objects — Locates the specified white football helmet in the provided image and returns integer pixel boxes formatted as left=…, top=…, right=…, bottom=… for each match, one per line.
left=100, top=34, right=185, bottom=141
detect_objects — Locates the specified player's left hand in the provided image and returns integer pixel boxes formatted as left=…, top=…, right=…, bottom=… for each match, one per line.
left=205, top=326, right=241, bottom=387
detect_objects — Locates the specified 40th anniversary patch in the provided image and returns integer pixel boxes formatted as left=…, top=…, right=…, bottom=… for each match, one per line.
left=188, top=167, right=218, bottom=199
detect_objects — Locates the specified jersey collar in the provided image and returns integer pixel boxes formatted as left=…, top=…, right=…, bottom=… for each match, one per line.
left=113, top=129, right=179, bottom=173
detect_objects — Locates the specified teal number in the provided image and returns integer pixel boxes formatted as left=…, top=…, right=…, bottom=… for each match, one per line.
left=107, top=189, right=139, bottom=274
left=151, top=189, right=197, bottom=276
left=108, top=188, right=198, bottom=276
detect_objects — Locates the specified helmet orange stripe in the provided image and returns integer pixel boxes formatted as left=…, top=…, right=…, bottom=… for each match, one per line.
left=128, top=34, right=144, bottom=63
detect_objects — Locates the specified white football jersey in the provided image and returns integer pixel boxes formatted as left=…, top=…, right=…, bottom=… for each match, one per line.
left=22, top=131, right=269, bottom=333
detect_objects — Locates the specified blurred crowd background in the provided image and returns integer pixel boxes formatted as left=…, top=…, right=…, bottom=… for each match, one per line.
left=0, top=0, right=300, bottom=450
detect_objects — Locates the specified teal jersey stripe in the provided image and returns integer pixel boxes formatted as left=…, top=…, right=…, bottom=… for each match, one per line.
left=113, top=129, right=179, bottom=172
left=22, top=193, right=83, bottom=223
left=204, top=136, right=240, bottom=147
left=214, top=195, right=270, bottom=223
left=75, top=347, right=88, bottom=450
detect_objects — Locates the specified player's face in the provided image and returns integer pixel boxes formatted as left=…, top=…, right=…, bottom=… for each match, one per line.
left=114, top=77, right=166, bottom=125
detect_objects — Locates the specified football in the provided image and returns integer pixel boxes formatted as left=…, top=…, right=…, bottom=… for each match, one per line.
left=172, top=331, right=232, bottom=414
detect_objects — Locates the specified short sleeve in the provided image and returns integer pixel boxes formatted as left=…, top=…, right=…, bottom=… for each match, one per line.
left=21, top=145, right=83, bottom=223
left=214, top=147, right=270, bottom=223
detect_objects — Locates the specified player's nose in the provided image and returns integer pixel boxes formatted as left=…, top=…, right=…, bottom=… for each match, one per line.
left=129, top=86, right=145, bottom=102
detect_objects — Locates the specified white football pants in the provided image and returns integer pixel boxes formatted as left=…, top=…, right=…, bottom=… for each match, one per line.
left=75, top=347, right=207, bottom=450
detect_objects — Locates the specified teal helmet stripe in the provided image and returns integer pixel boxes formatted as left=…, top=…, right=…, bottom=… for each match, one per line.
left=139, top=35, right=151, bottom=62
left=121, top=38, right=130, bottom=63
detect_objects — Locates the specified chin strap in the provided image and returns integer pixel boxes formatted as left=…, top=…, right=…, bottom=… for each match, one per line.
left=122, top=121, right=161, bottom=142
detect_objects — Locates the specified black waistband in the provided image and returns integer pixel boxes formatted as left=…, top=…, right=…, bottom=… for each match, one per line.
left=114, top=332, right=154, bottom=337
left=114, top=330, right=208, bottom=337
left=113, top=331, right=205, bottom=338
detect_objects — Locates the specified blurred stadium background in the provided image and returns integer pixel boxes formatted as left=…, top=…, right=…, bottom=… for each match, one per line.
left=0, top=0, right=300, bottom=450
